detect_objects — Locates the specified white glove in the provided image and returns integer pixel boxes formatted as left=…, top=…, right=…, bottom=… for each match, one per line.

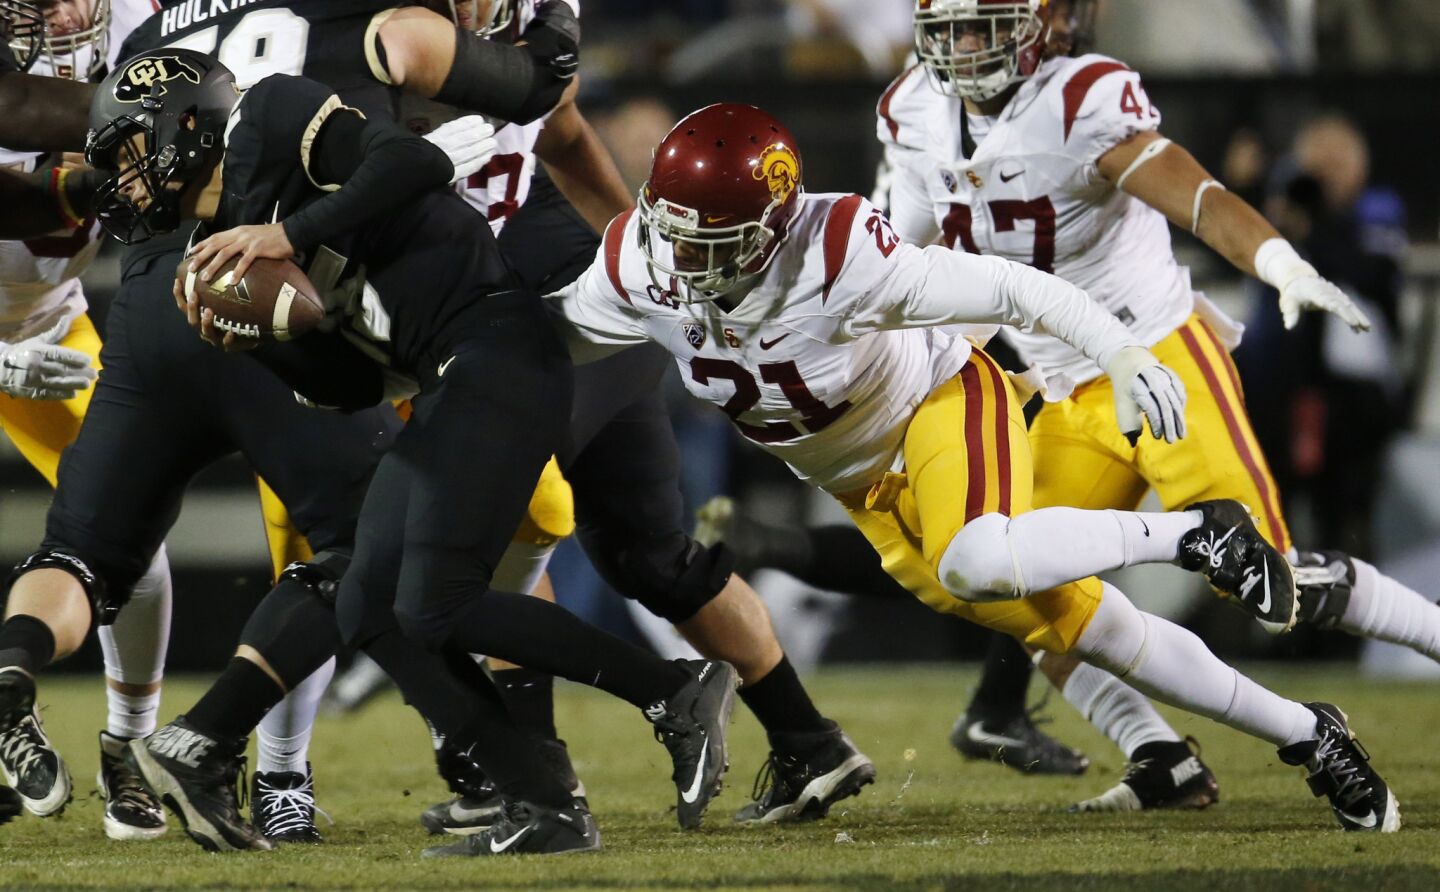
left=0, top=318, right=97, bottom=401
left=1255, top=237, right=1371, bottom=332
left=423, top=116, right=498, bottom=184
left=1104, top=346, right=1187, bottom=445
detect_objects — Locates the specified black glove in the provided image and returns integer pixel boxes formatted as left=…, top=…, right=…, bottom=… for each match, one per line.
left=521, top=0, right=580, bottom=81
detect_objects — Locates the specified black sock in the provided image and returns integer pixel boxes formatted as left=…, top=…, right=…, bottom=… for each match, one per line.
left=492, top=667, right=558, bottom=742
left=364, top=630, right=571, bottom=809
left=738, top=656, right=833, bottom=747
left=761, top=526, right=910, bottom=601
left=186, top=657, right=285, bottom=741
left=0, top=615, right=57, bottom=675
left=444, top=589, right=690, bottom=708
left=966, top=633, right=1033, bottom=725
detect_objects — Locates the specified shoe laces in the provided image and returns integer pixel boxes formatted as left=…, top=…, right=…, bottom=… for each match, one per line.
left=0, top=716, right=48, bottom=777
left=1119, top=736, right=1202, bottom=786
left=255, top=772, right=331, bottom=836
left=104, top=754, right=158, bottom=813
left=1311, top=727, right=1372, bottom=811
left=748, top=751, right=805, bottom=808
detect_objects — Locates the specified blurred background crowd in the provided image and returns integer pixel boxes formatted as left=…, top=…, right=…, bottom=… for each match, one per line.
left=3, top=0, right=1438, bottom=677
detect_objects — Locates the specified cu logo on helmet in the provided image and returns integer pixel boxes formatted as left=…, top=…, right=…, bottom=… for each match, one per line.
left=752, top=144, right=799, bottom=203
left=114, top=56, right=202, bottom=103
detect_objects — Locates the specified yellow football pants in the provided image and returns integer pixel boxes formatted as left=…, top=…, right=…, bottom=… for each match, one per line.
left=0, top=312, right=102, bottom=486
left=839, top=348, right=1104, bottom=654
left=1029, top=313, right=1291, bottom=551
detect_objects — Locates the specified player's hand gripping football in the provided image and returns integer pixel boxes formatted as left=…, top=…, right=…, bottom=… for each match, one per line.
left=1279, top=274, right=1371, bottom=333
left=0, top=317, right=97, bottom=400
left=188, top=223, right=296, bottom=286
left=1104, top=346, right=1187, bottom=445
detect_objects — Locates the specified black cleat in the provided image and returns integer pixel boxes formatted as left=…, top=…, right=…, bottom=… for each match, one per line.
left=98, top=732, right=166, bottom=840
left=1070, top=738, right=1218, bottom=813
left=124, top=717, right=273, bottom=852
left=1178, top=500, right=1299, bottom=634
left=734, top=729, right=876, bottom=824
left=421, top=791, right=505, bottom=836
left=646, top=659, right=738, bottom=830
left=0, top=670, right=71, bottom=818
left=422, top=737, right=585, bottom=836
left=951, top=706, right=1090, bottom=776
left=0, top=785, right=19, bottom=825
left=1278, top=703, right=1400, bottom=832
left=1293, top=550, right=1356, bottom=629
left=252, top=764, right=325, bottom=843
left=422, top=799, right=601, bottom=857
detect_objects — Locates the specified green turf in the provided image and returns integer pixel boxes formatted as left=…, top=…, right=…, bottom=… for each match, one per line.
left=1, top=665, right=1437, bottom=890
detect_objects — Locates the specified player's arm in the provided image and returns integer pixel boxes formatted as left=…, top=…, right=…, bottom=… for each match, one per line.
left=533, top=81, right=633, bottom=233
left=849, top=210, right=1185, bottom=441
left=0, top=165, right=102, bottom=239
left=1097, top=130, right=1370, bottom=332
left=0, top=71, right=95, bottom=152
left=189, top=78, right=495, bottom=282
left=544, top=214, right=651, bottom=362
left=881, top=144, right=942, bottom=246
left=376, top=0, right=578, bottom=125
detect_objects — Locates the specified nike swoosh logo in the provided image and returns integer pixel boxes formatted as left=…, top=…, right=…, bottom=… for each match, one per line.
left=1239, top=557, right=1273, bottom=614
left=681, top=738, right=708, bottom=804
left=438, top=356, right=457, bottom=377
left=759, top=333, right=791, bottom=350
left=999, top=168, right=1024, bottom=183
left=489, top=825, right=530, bottom=853
left=450, top=802, right=500, bottom=820
left=966, top=722, right=1028, bottom=751
left=1337, top=807, right=1378, bottom=829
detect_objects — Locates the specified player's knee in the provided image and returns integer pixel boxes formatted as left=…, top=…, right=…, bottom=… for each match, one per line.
left=936, top=513, right=1025, bottom=603
left=617, top=536, right=734, bottom=624
left=239, top=553, right=347, bottom=688
left=512, top=459, right=575, bottom=546
left=7, top=548, right=117, bottom=625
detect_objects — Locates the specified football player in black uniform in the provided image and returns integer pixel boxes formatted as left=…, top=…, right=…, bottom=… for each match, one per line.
left=74, top=48, right=733, bottom=855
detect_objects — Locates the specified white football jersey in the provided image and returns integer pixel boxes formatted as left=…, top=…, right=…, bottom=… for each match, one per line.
left=395, top=0, right=579, bottom=236
left=550, top=192, right=1144, bottom=493
left=879, top=53, right=1197, bottom=385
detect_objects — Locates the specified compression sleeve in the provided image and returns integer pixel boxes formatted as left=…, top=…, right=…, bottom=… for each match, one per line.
left=280, top=107, right=455, bottom=250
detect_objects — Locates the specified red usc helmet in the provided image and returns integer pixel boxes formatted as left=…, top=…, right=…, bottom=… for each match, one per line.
left=637, top=103, right=804, bottom=301
left=914, top=0, right=1052, bottom=101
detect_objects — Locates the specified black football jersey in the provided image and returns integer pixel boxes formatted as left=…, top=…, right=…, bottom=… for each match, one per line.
left=116, top=0, right=403, bottom=118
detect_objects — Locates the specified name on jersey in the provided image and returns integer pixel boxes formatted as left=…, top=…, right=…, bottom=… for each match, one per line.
left=162, top=0, right=265, bottom=36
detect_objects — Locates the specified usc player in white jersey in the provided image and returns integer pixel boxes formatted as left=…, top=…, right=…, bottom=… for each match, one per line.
left=879, top=0, right=1440, bottom=815
left=551, top=101, right=1400, bottom=833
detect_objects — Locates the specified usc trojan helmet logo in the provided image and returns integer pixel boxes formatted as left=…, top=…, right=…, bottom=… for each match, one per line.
left=752, top=144, right=800, bottom=203
left=113, top=55, right=203, bottom=103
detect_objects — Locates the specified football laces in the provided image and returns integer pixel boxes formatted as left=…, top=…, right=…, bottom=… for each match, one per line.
left=211, top=317, right=262, bottom=339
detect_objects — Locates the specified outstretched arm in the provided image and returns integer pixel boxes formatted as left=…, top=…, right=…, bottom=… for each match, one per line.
left=534, top=81, right=633, bottom=233
left=0, top=71, right=95, bottom=153
left=1098, top=131, right=1370, bottom=332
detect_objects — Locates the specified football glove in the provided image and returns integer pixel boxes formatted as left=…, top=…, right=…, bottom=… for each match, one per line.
left=423, top=116, right=497, bottom=184
left=523, top=0, right=581, bottom=81
left=1105, top=346, right=1187, bottom=445
left=0, top=317, right=97, bottom=401
left=1255, top=237, right=1371, bottom=333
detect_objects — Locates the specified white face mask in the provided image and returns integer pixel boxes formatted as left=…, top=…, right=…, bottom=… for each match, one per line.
left=914, top=1, right=1043, bottom=101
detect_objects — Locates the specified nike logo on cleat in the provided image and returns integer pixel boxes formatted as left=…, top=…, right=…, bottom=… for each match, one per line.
left=1170, top=756, right=1204, bottom=787
left=681, top=741, right=708, bottom=804
left=1337, top=807, right=1378, bottom=829
left=1239, top=558, right=1272, bottom=614
left=488, top=826, right=531, bottom=853
left=644, top=702, right=669, bottom=722
left=965, top=723, right=1027, bottom=751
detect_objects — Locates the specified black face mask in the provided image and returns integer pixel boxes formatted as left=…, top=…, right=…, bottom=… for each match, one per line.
left=87, top=115, right=190, bottom=244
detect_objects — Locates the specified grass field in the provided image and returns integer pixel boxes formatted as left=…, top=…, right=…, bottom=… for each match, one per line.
left=1, top=665, right=1437, bottom=890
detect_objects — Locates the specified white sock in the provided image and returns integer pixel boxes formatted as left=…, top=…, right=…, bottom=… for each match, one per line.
left=1339, top=558, right=1440, bottom=661
left=257, top=657, right=335, bottom=775
left=1075, top=583, right=1318, bottom=747
left=1061, top=661, right=1181, bottom=758
left=491, top=541, right=556, bottom=595
left=105, top=689, right=160, bottom=740
left=98, top=545, right=172, bottom=739
left=942, top=508, right=1201, bottom=599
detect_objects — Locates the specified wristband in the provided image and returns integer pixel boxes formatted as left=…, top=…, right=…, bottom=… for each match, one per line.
left=49, top=167, right=87, bottom=230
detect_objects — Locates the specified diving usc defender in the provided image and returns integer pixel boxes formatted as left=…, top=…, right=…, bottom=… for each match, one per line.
left=551, top=102, right=1402, bottom=835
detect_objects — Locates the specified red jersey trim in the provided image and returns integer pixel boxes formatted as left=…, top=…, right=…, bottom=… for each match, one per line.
left=878, top=65, right=920, bottom=142
left=821, top=195, right=865, bottom=304
left=603, top=208, right=636, bottom=306
left=1062, top=61, right=1130, bottom=142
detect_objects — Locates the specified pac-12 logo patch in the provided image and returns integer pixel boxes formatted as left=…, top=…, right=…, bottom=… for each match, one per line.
left=682, top=322, right=707, bottom=349
left=114, top=55, right=202, bottom=103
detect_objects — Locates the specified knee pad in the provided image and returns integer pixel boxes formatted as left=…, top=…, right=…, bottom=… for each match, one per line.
left=241, top=554, right=348, bottom=688
left=937, top=513, right=1025, bottom=603
left=618, top=537, right=734, bottom=624
left=7, top=550, right=115, bottom=625
left=278, top=549, right=351, bottom=604
left=511, top=458, right=575, bottom=546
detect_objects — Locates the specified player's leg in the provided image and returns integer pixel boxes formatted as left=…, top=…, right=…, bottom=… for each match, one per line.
left=856, top=350, right=1399, bottom=831
left=563, top=372, right=873, bottom=824
left=382, top=301, right=735, bottom=838
left=1149, top=317, right=1440, bottom=659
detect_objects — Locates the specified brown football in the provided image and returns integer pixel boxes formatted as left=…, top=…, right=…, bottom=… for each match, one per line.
left=177, top=255, right=326, bottom=342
